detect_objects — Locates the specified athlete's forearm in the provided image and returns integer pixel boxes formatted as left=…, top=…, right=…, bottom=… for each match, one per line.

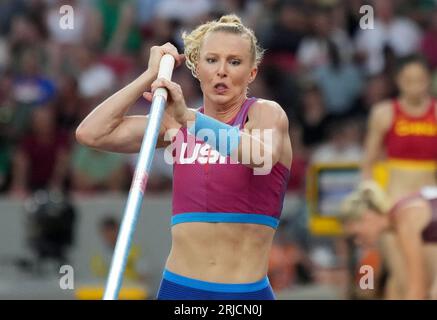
left=76, top=70, right=155, bottom=144
left=184, top=111, right=280, bottom=170
left=361, top=135, right=382, bottom=180
left=184, top=110, right=282, bottom=172
left=361, top=157, right=375, bottom=180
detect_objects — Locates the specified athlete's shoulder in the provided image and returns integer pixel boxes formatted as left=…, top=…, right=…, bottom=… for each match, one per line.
left=252, top=98, right=284, bottom=110
left=247, top=99, right=289, bottom=131
left=369, top=99, right=394, bottom=129
left=250, top=98, right=288, bottom=120
left=372, top=99, right=394, bottom=115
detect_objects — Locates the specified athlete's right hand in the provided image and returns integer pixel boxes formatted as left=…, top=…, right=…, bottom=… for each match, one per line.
left=146, top=43, right=185, bottom=79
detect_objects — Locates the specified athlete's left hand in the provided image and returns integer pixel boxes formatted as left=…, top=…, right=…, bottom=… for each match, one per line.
left=143, top=78, right=192, bottom=126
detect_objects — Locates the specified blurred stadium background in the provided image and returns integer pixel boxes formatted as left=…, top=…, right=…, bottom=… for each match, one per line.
left=0, top=0, right=436, bottom=299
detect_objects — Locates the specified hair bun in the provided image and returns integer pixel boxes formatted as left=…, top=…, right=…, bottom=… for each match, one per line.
left=218, top=14, right=242, bottom=24
left=357, top=180, right=391, bottom=213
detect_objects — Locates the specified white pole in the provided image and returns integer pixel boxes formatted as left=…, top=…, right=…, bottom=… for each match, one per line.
left=103, top=54, right=175, bottom=300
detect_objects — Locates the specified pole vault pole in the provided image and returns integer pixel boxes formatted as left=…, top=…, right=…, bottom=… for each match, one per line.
left=103, top=54, right=175, bottom=300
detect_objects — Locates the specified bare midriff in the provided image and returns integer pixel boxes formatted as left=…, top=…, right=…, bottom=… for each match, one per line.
left=165, top=222, right=275, bottom=283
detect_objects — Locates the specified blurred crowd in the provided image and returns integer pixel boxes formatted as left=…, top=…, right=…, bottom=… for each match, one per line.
left=1, top=0, right=437, bottom=297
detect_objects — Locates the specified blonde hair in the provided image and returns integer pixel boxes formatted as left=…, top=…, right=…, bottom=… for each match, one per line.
left=340, top=181, right=391, bottom=221
left=182, top=14, right=264, bottom=77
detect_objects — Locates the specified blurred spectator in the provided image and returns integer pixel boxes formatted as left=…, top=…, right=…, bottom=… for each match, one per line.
left=248, top=69, right=271, bottom=101
left=381, top=43, right=399, bottom=81
left=45, top=0, right=102, bottom=77
left=214, top=0, right=250, bottom=19
left=287, top=122, right=308, bottom=195
left=95, top=0, right=142, bottom=55
left=150, top=0, right=213, bottom=52
left=0, top=133, right=11, bottom=191
left=330, top=0, right=349, bottom=32
left=311, top=118, right=364, bottom=164
left=12, top=49, right=56, bottom=106
left=155, top=0, right=213, bottom=25
left=268, top=218, right=315, bottom=292
left=257, top=65, right=300, bottom=119
left=8, top=13, right=45, bottom=57
left=341, top=0, right=364, bottom=38
left=148, top=17, right=182, bottom=50
left=355, top=0, right=422, bottom=75
left=10, top=47, right=57, bottom=146
left=10, top=105, right=70, bottom=197
left=19, top=0, right=48, bottom=38
left=261, top=0, right=305, bottom=64
left=53, top=74, right=84, bottom=134
left=297, top=85, right=329, bottom=149
left=0, top=38, right=10, bottom=71
left=135, top=0, right=160, bottom=30
left=420, top=8, right=437, bottom=70
left=313, top=41, right=364, bottom=117
left=24, top=190, right=76, bottom=271
left=351, top=246, right=384, bottom=299
left=268, top=231, right=298, bottom=292
left=0, top=71, right=15, bottom=191
left=356, top=73, right=395, bottom=117
left=71, top=144, right=128, bottom=194
left=75, top=46, right=116, bottom=100
left=398, top=0, right=437, bottom=28
left=308, top=237, right=349, bottom=293
left=91, top=215, right=149, bottom=283
left=0, top=71, right=15, bottom=132
left=246, top=0, right=280, bottom=37
left=0, top=0, right=26, bottom=36
left=46, top=0, right=101, bottom=47
left=296, top=6, right=354, bottom=71
left=0, top=145, right=10, bottom=192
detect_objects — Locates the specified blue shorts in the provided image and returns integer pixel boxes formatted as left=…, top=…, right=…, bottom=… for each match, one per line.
left=157, top=269, right=275, bottom=300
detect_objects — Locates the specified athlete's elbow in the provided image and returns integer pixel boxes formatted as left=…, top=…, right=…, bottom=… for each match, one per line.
left=75, top=124, right=99, bottom=148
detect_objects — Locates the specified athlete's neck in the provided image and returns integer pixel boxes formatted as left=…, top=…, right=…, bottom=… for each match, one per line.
left=399, top=95, right=431, bottom=109
left=203, top=94, right=247, bottom=123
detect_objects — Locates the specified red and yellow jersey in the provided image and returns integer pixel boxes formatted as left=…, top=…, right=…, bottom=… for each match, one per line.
left=384, top=98, right=437, bottom=169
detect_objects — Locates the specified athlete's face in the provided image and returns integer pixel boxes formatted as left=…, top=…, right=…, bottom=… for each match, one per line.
left=397, top=63, right=431, bottom=100
left=196, top=31, right=258, bottom=106
left=347, top=210, right=386, bottom=247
